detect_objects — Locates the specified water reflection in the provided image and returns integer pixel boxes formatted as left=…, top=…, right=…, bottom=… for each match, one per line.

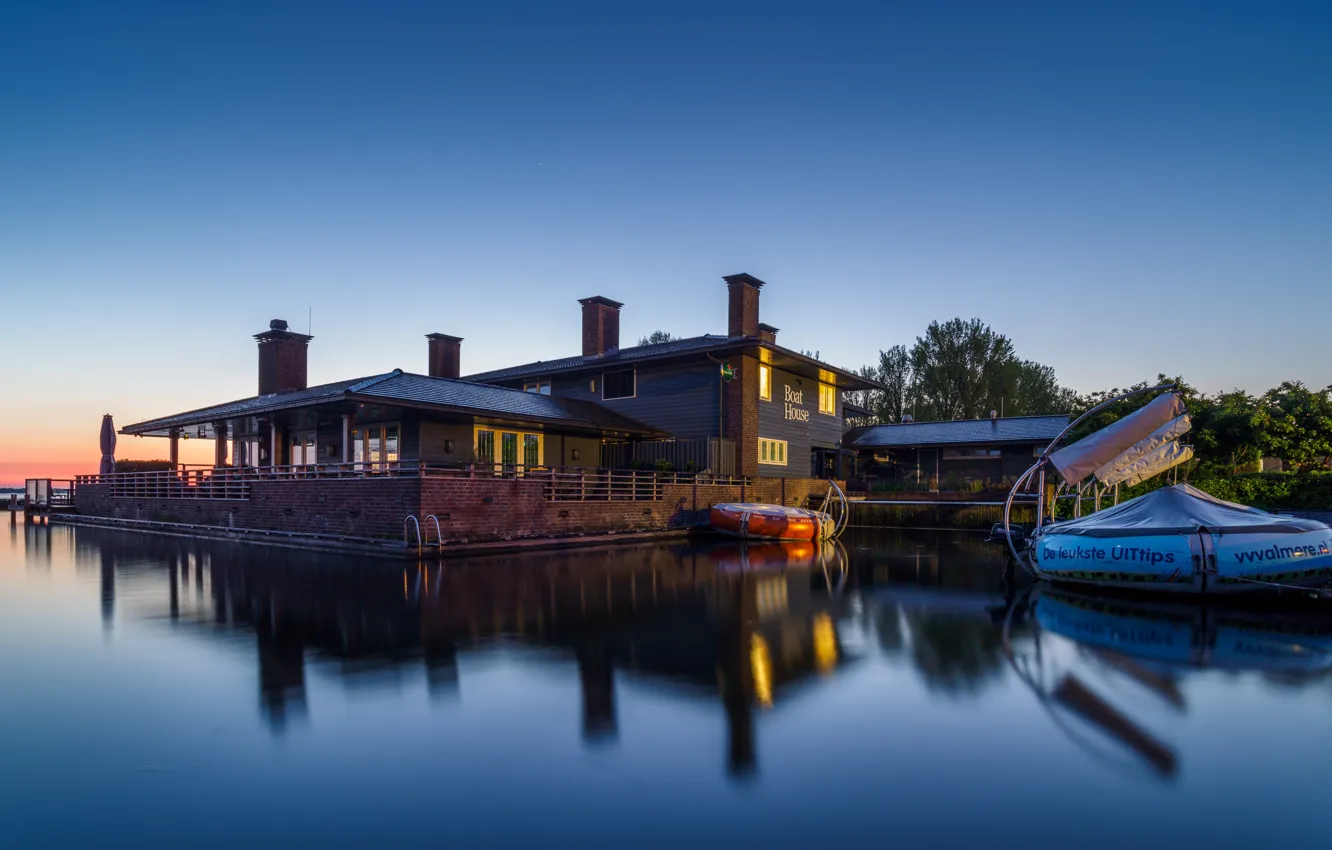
left=6, top=519, right=1332, bottom=848
left=50, top=527, right=857, bottom=777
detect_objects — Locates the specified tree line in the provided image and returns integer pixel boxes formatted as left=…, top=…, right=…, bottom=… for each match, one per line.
left=846, top=318, right=1076, bottom=423
left=1071, top=376, right=1332, bottom=475
left=847, top=318, right=1332, bottom=476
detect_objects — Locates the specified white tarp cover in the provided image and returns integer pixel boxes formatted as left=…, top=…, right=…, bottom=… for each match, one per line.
left=1099, top=441, right=1193, bottom=488
left=1043, top=484, right=1327, bottom=538
left=1093, top=414, right=1192, bottom=484
left=1049, top=393, right=1185, bottom=484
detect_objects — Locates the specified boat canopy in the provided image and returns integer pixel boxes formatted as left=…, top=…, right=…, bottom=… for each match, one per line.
left=1093, top=414, right=1191, bottom=484
left=1100, top=440, right=1194, bottom=488
left=1045, top=484, right=1326, bottom=538
left=1049, top=393, right=1185, bottom=484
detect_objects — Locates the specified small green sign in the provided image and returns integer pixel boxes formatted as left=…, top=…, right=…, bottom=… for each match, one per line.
left=720, top=361, right=735, bottom=382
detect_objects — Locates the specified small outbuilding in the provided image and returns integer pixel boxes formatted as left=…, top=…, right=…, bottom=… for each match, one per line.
left=848, top=414, right=1070, bottom=492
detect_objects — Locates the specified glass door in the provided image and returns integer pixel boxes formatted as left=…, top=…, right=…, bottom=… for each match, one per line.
left=523, top=434, right=541, bottom=471
left=500, top=432, right=518, bottom=474
left=289, top=430, right=317, bottom=468
left=367, top=427, right=382, bottom=471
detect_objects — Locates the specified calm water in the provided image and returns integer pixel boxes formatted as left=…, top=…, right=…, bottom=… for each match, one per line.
left=3, top=517, right=1332, bottom=849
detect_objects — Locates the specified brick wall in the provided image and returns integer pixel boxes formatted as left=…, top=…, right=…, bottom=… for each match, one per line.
left=725, top=354, right=760, bottom=476
left=77, top=478, right=422, bottom=539
left=77, top=475, right=842, bottom=545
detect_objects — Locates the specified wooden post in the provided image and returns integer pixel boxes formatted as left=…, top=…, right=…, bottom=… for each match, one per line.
left=342, top=413, right=353, bottom=466
left=169, top=430, right=180, bottom=470
left=214, top=423, right=228, bottom=468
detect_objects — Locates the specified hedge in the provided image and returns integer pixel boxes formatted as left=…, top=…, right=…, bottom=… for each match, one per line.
left=1125, top=471, right=1332, bottom=511
left=111, top=460, right=176, bottom=474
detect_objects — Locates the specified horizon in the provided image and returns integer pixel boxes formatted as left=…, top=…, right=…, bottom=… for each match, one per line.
left=3, top=0, right=1329, bottom=484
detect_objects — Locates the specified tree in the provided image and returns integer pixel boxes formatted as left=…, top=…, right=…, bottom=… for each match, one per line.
left=1191, top=389, right=1260, bottom=474
left=1009, top=360, right=1077, bottom=417
left=637, top=330, right=676, bottom=346
left=875, top=345, right=914, bottom=422
left=909, top=318, right=1018, bottom=421
left=1254, top=382, right=1332, bottom=472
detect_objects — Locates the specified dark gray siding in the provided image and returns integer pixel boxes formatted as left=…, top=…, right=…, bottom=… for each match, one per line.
left=544, top=362, right=721, bottom=440
left=418, top=419, right=476, bottom=464
left=757, top=366, right=843, bottom=478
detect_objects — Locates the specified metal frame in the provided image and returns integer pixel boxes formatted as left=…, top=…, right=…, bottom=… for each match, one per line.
left=1001, top=383, right=1177, bottom=569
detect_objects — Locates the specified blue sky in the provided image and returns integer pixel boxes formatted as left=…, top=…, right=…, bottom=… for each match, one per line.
left=1, top=0, right=1329, bottom=473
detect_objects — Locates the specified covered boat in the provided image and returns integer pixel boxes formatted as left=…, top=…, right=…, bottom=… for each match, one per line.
left=710, top=503, right=837, bottom=542
left=999, top=384, right=1332, bottom=596
left=1035, top=484, right=1332, bottom=593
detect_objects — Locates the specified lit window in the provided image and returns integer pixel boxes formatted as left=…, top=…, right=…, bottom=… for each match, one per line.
left=602, top=369, right=635, bottom=400
left=759, top=364, right=771, bottom=401
left=758, top=438, right=788, bottom=466
left=819, top=383, right=835, bottom=415
left=476, top=430, right=495, bottom=467
left=524, top=380, right=551, bottom=395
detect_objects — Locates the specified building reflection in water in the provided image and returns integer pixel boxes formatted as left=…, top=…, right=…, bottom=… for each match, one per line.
left=65, top=529, right=857, bottom=777
left=28, top=522, right=1332, bottom=787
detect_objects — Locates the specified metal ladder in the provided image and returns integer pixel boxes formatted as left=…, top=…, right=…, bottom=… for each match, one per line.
left=403, top=514, right=446, bottom=557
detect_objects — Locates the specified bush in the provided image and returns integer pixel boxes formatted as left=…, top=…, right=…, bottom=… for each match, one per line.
left=653, top=459, right=674, bottom=472
left=113, top=460, right=175, bottom=474
left=1119, top=471, right=1332, bottom=511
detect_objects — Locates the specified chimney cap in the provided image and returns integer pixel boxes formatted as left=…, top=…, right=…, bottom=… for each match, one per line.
left=757, top=322, right=780, bottom=334
left=425, top=333, right=464, bottom=343
left=722, top=273, right=766, bottom=289
left=578, top=295, right=623, bottom=309
left=254, top=320, right=312, bottom=342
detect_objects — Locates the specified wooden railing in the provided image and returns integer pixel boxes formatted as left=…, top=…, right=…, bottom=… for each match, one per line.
left=75, top=461, right=418, bottom=500
left=75, top=462, right=754, bottom=502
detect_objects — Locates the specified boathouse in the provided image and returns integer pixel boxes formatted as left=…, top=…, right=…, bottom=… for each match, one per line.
left=72, top=274, right=872, bottom=547
left=465, top=274, right=876, bottom=479
left=849, top=414, right=1069, bottom=492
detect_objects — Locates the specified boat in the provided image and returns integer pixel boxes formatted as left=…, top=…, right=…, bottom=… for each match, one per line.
left=996, top=384, right=1332, bottom=596
left=710, top=503, right=837, bottom=541
left=710, top=480, right=850, bottom=542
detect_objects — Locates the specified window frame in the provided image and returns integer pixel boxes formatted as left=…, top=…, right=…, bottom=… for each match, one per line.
left=818, top=382, right=836, bottom=415
left=601, top=368, right=636, bottom=400
left=523, top=380, right=552, bottom=395
left=759, top=364, right=772, bottom=401
left=758, top=437, right=788, bottom=466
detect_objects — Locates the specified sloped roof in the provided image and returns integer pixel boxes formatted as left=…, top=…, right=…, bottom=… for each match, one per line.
left=121, top=373, right=398, bottom=435
left=463, top=334, right=880, bottom=390
left=122, top=370, right=661, bottom=437
left=853, top=414, right=1070, bottom=449
left=352, top=372, right=658, bottom=433
left=463, top=335, right=739, bottom=382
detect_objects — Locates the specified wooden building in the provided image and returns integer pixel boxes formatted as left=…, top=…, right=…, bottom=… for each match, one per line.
left=848, top=414, right=1069, bottom=492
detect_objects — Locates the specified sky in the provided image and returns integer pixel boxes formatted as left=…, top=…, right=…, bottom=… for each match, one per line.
left=1, top=0, right=1329, bottom=484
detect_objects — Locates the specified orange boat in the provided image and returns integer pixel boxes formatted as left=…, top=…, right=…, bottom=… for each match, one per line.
left=709, top=503, right=836, bottom=542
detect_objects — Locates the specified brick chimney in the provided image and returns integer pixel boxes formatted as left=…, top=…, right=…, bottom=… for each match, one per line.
left=255, top=319, right=312, bottom=396
left=426, top=333, right=463, bottom=379
left=579, top=296, right=622, bottom=357
left=723, top=273, right=765, bottom=338
left=757, top=323, right=779, bottom=345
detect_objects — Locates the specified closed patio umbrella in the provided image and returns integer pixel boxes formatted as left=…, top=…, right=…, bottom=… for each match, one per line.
left=99, top=414, right=117, bottom=475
